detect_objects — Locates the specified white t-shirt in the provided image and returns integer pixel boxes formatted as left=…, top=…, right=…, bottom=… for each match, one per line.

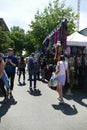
left=56, top=61, right=68, bottom=76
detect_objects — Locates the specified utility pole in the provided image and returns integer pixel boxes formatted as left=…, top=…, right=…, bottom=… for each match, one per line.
left=77, top=0, right=80, bottom=31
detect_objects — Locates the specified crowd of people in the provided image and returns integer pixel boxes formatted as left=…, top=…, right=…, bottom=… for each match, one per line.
left=0, top=47, right=87, bottom=104
left=0, top=48, right=66, bottom=104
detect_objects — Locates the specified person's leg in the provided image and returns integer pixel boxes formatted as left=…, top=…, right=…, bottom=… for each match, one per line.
left=2, top=71, right=9, bottom=89
left=57, top=85, right=63, bottom=100
left=29, top=73, right=32, bottom=90
left=57, top=75, right=66, bottom=102
left=0, top=79, right=7, bottom=102
left=41, top=69, right=45, bottom=81
left=8, top=73, right=15, bottom=97
left=34, top=73, right=37, bottom=90
left=2, top=71, right=10, bottom=97
left=18, top=70, right=21, bottom=83
left=37, top=70, right=40, bottom=80
left=23, top=69, right=25, bottom=84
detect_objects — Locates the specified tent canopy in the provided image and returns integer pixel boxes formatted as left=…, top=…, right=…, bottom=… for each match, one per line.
left=67, top=32, right=87, bottom=46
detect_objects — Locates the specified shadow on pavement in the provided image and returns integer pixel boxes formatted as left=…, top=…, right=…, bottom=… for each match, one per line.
left=63, top=90, right=87, bottom=107
left=0, top=97, right=17, bottom=123
left=52, top=103, right=78, bottom=115
left=27, top=89, right=42, bottom=96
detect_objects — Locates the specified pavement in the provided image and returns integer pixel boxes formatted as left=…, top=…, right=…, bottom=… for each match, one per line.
left=0, top=73, right=87, bottom=130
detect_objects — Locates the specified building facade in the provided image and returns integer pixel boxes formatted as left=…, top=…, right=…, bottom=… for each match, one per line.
left=0, top=18, right=9, bottom=31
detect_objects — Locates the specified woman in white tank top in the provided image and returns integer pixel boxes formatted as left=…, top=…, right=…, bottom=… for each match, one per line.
left=55, top=55, right=68, bottom=103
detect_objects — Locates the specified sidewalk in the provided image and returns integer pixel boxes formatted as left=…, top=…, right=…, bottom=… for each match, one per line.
left=0, top=73, right=87, bottom=130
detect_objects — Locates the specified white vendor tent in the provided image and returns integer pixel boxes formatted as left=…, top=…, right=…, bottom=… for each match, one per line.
left=67, top=32, right=87, bottom=46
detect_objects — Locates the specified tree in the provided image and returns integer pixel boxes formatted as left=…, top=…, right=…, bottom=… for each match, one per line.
left=10, top=26, right=25, bottom=56
left=0, top=27, right=13, bottom=53
left=28, top=0, right=77, bottom=49
left=24, top=32, right=35, bottom=56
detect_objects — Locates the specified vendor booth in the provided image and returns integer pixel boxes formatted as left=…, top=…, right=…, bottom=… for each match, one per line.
left=42, top=19, right=68, bottom=81
left=67, top=32, right=87, bottom=89
left=67, top=32, right=87, bottom=46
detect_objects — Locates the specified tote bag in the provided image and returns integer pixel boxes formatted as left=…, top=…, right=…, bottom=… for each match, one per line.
left=48, top=73, right=58, bottom=87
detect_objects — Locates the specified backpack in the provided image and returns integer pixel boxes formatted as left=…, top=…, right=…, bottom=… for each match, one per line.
left=28, top=57, right=39, bottom=71
left=28, top=57, right=34, bottom=70
left=33, top=58, right=39, bottom=70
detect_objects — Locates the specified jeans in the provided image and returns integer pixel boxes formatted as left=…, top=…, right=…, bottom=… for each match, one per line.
left=18, top=68, right=25, bottom=82
left=6, top=72, right=15, bottom=91
left=29, top=70, right=37, bottom=89
left=2, top=71, right=9, bottom=88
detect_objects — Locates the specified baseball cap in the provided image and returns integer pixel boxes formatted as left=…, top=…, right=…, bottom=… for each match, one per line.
left=7, top=48, right=13, bottom=51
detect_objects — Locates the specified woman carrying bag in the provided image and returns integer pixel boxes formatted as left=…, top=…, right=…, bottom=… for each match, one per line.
left=55, top=55, right=69, bottom=103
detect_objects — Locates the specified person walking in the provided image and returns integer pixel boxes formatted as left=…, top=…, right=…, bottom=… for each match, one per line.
left=0, top=55, right=9, bottom=102
left=28, top=53, right=38, bottom=91
left=55, top=55, right=69, bottom=103
left=0, top=53, right=10, bottom=91
left=4, top=48, right=18, bottom=98
left=18, top=56, right=26, bottom=85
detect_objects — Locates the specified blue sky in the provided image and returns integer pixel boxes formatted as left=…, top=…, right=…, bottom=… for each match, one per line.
left=0, top=0, right=87, bottom=32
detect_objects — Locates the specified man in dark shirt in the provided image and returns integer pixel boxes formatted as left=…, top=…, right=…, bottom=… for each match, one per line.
left=4, top=48, right=18, bottom=97
left=28, top=53, right=38, bottom=91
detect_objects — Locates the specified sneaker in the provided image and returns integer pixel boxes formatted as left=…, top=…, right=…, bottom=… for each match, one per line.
left=2, top=97, right=8, bottom=103
left=59, top=99, right=64, bottom=104
left=30, top=87, right=32, bottom=91
left=34, top=88, right=37, bottom=91
left=23, top=82, right=26, bottom=85
left=19, top=81, right=21, bottom=85
left=9, top=92, right=13, bottom=98
left=57, top=97, right=61, bottom=101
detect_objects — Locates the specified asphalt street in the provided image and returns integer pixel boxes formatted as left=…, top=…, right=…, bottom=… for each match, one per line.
left=0, top=73, right=87, bottom=130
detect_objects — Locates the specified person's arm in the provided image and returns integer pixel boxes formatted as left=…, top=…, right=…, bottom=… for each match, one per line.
left=5, top=58, right=16, bottom=67
left=55, top=62, right=60, bottom=74
left=0, top=60, right=5, bottom=78
left=9, top=59, right=16, bottom=67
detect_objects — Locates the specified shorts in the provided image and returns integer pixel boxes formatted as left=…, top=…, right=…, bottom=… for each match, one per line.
left=57, top=74, right=66, bottom=86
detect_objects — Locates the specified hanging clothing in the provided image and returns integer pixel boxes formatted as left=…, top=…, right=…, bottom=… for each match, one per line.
left=54, top=30, right=59, bottom=44
left=59, top=19, right=67, bottom=49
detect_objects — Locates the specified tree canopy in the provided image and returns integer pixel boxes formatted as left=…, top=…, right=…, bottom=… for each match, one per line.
left=28, top=0, right=77, bottom=50
left=10, top=26, right=25, bottom=55
left=0, top=27, right=13, bottom=53
left=0, top=0, right=78, bottom=56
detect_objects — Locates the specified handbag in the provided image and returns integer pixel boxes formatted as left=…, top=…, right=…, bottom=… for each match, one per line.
left=48, top=72, right=58, bottom=87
